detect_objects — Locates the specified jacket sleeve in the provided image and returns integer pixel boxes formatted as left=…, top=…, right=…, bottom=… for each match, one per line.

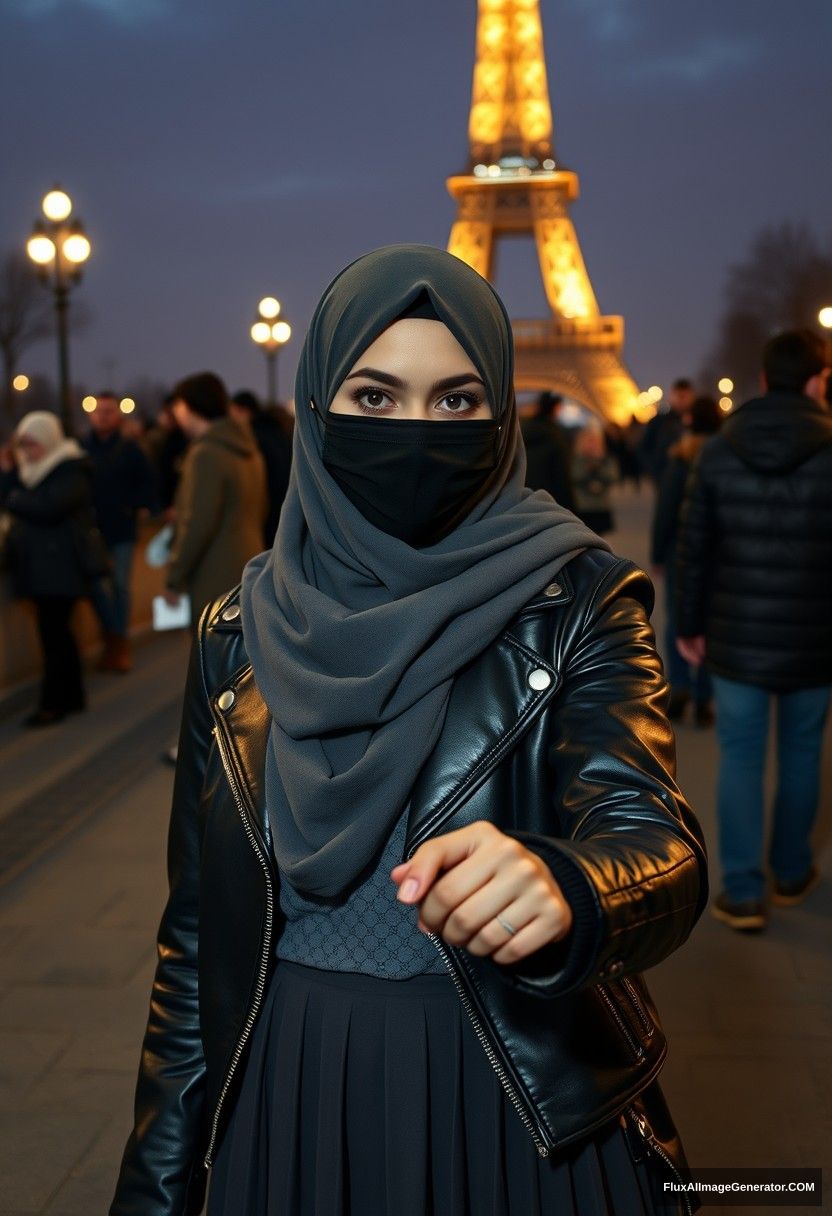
left=4, top=468, right=87, bottom=524
left=166, top=446, right=225, bottom=593
left=109, top=608, right=213, bottom=1216
left=129, top=440, right=162, bottom=516
left=650, top=458, right=686, bottom=566
left=674, top=450, right=715, bottom=639
left=502, top=559, right=708, bottom=999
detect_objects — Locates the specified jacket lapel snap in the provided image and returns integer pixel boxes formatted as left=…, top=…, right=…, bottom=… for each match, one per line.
left=403, top=630, right=559, bottom=855
left=213, top=626, right=559, bottom=864
left=211, top=665, right=272, bottom=853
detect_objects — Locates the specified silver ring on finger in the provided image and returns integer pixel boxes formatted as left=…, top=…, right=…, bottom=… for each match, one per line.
left=496, top=914, right=517, bottom=936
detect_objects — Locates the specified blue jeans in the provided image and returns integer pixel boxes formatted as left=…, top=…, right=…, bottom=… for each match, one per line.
left=664, top=562, right=711, bottom=703
left=711, top=674, right=830, bottom=901
left=90, top=540, right=134, bottom=638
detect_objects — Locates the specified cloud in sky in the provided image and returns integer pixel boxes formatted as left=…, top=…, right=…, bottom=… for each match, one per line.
left=633, top=36, right=761, bottom=83
left=7, top=0, right=170, bottom=22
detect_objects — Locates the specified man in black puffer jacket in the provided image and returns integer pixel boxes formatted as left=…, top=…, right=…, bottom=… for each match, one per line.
left=675, top=330, right=832, bottom=932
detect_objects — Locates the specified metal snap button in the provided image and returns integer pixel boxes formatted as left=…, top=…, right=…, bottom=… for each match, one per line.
left=221, top=603, right=241, bottom=621
left=528, top=668, right=552, bottom=691
left=607, top=958, right=624, bottom=978
left=543, top=582, right=562, bottom=598
left=217, top=690, right=235, bottom=711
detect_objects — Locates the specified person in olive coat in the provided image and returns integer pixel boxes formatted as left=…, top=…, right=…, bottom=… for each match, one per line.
left=163, top=372, right=267, bottom=625
left=0, top=411, right=99, bottom=726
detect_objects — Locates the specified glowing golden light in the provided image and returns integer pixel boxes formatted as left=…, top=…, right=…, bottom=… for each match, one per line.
left=718, top=377, right=734, bottom=394
left=12, top=374, right=29, bottom=391
left=648, top=385, right=662, bottom=401
left=120, top=397, right=136, bottom=414
left=818, top=307, right=832, bottom=330
left=258, top=296, right=281, bottom=320
left=719, top=397, right=733, bottom=412
left=469, top=0, right=553, bottom=162
left=42, top=190, right=72, bottom=222
left=251, top=321, right=271, bottom=344
left=272, top=321, right=291, bottom=344
left=27, top=234, right=56, bottom=265
left=82, top=395, right=97, bottom=412
left=62, top=233, right=91, bottom=264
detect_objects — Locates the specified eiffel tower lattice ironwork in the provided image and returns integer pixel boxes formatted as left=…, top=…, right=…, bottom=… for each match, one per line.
left=447, top=0, right=641, bottom=422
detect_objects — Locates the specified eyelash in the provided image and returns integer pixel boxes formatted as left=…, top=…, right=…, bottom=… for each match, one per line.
left=349, top=386, right=483, bottom=416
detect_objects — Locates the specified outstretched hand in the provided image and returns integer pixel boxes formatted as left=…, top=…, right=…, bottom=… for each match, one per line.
left=390, top=820, right=572, bottom=966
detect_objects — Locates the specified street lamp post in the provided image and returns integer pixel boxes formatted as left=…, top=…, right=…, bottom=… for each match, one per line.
left=251, top=296, right=291, bottom=407
left=26, top=187, right=91, bottom=434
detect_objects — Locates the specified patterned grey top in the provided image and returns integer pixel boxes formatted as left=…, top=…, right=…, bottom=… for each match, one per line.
left=273, top=800, right=447, bottom=978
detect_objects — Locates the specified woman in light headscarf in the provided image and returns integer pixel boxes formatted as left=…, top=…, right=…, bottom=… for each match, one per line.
left=111, top=247, right=707, bottom=1216
left=0, top=411, right=99, bottom=726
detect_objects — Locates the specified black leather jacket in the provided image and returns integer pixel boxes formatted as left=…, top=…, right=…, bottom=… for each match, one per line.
left=109, top=549, right=708, bottom=1215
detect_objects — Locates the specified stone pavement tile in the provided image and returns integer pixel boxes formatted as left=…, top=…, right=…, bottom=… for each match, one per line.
left=86, top=876, right=167, bottom=931
left=49, top=1019, right=153, bottom=1073
left=0, top=975, right=152, bottom=1033
left=23, top=1064, right=135, bottom=1114
left=42, top=1118, right=130, bottom=1215
left=0, top=1030, right=70, bottom=1104
left=659, top=1055, right=831, bottom=1169
left=712, top=1000, right=832, bottom=1040
left=0, top=1108, right=107, bottom=1211
left=0, top=926, right=155, bottom=988
left=0, top=924, right=155, bottom=992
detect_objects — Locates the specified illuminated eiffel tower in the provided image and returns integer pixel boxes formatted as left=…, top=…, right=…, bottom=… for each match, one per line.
left=447, top=0, right=641, bottom=422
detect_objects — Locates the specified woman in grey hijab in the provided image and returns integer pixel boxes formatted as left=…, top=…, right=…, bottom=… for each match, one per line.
left=110, top=245, right=705, bottom=1216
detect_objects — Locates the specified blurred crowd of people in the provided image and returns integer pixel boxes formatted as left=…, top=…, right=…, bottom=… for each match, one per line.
left=0, top=377, right=293, bottom=726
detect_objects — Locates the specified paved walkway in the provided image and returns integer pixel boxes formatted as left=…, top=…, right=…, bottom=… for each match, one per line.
left=0, top=486, right=829, bottom=1213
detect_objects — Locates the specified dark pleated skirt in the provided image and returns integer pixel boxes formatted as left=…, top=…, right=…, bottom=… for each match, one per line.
left=207, top=958, right=683, bottom=1216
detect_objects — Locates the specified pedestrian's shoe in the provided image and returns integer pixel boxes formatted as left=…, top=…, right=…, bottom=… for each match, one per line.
left=110, top=636, right=132, bottom=674
left=710, top=893, right=767, bottom=932
left=97, top=633, right=121, bottom=672
left=667, top=689, right=690, bottom=722
left=694, top=701, right=715, bottom=728
left=772, top=865, right=820, bottom=907
left=22, top=708, right=66, bottom=728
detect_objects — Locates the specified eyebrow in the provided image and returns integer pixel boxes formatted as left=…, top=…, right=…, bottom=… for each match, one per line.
left=344, top=367, right=486, bottom=392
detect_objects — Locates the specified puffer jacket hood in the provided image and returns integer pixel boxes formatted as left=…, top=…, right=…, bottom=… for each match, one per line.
left=202, top=416, right=259, bottom=458
left=723, top=392, right=832, bottom=475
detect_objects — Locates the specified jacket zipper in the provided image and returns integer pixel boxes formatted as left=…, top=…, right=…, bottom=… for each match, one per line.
left=596, top=984, right=644, bottom=1058
left=628, top=1107, right=694, bottom=1216
left=203, top=721, right=275, bottom=1169
left=621, top=977, right=654, bottom=1037
left=422, top=928, right=551, bottom=1157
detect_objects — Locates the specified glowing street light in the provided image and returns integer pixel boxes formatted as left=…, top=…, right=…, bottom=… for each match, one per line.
left=819, top=307, right=832, bottom=330
left=25, top=185, right=93, bottom=433
left=718, top=377, right=734, bottom=394
left=250, top=297, right=292, bottom=406
left=258, top=296, right=281, bottom=320
left=82, top=395, right=97, bottom=412
left=120, top=397, right=136, bottom=414
left=13, top=374, right=30, bottom=392
left=719, top=397, right=733, bottom=413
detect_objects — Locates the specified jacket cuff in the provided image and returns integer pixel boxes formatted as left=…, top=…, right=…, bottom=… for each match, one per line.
left=498, top=829, right=605, bottom=996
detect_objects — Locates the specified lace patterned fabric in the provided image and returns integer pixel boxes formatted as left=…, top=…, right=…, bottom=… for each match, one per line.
left=273, top=802, right=447, bottom=978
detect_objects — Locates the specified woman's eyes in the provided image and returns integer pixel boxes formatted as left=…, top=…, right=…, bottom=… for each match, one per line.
left=350, top=387, right=483, bottom=416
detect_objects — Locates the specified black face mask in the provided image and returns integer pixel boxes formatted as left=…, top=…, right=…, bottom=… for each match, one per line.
left=321, top=412, right=501, bottom=547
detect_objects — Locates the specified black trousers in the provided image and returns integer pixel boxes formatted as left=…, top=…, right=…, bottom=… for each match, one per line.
left=33, top=596, right=85, bottom=714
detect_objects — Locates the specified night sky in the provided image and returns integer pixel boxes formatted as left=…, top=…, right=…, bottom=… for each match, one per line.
left=2, top=0, right=831, bottom=408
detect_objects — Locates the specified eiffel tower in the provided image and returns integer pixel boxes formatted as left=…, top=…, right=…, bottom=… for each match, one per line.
left=447, top=0, right=641, bottom=422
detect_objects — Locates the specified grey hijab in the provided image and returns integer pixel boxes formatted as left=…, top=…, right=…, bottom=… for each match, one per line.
left=240, top=244, right=609, bottom=898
